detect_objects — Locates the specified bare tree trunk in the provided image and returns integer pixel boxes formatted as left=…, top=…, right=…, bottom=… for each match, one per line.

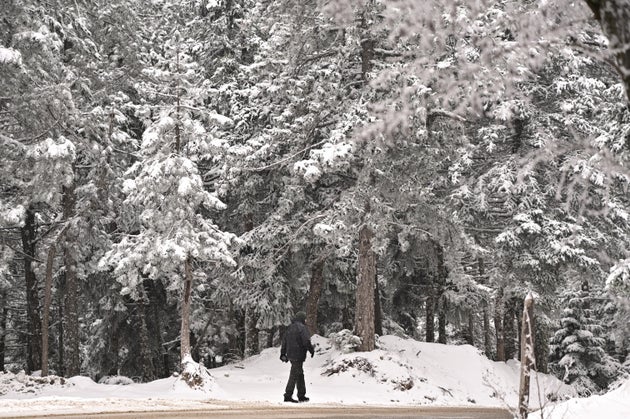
left=244, top=306, right=259, bottom=357
left=41, top=244, right=56, bottom=376
left=63, top=184, right=80, bottom=377
left=494, top=288, right=505, bottom=361
left=425, top=289, right=435, bottom=342
left=518, top=293, right=535, bottom=419
left=584, top=0, right=630, bottom=105
left=467, top=311, right=475, bottom=346
left=374, top=274, right=383, bottom=337
left=137, top=296, right=156, bottom=381
left=359, top=4, right=375, bottom=83
left=180, top=258, right=193, bottom=364
left=355, top=224, right=376, bottom=352
left=504, top=298, right=517, bottom=360
left=21, top=206, right=42, bottom=373
left=0, top=290, right=7, bottom=372
left=437, top=295, right=447, bottom=344
left=57, top=283, right=64, bottom=376
left=483, top=304, right=492, bottom=357
left=305, top=254, right=326, bottom=335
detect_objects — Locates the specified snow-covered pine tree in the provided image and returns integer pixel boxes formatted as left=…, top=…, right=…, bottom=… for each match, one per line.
left=550, top=281, right=622, bottom=395
left=99, top=24, right=239, bottom=386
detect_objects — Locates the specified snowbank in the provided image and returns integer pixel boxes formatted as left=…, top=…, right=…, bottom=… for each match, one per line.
left=0, top=334, right=587, bottom=417
left=541, top=379, right=630, bottom=419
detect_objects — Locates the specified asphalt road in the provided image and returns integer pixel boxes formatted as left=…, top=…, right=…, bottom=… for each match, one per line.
left=4, top=405, right=514, bottom=419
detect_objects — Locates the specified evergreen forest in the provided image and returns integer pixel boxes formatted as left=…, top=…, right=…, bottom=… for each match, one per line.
left=1, top=0, right=629, bottom=396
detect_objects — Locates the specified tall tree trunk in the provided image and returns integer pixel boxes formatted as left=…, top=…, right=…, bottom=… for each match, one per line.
left=355, top=224, right=376, bottom=352
left=21, top=205, right=42, bottom=373
left=483, top=304, right=492, bottom=357
left=0, top=290, right=7, bottom=372
left=305, top=254, right=326, bottom=335
left=137, top=296, right=156, bottom=381
left=180, top=258, right=193, bottom=365
left=518, top=293, right=535, bottom=419
left=584, top=0, right=630, bottom=106
left=495, top=287, right=505, bottom=361
left=504, top=298, right=517, bottom=360
left=425, top=289, right=435, bottom=342
left=244, top=306, right=259, bottom=357
left=374, top=274, right=383, bottom=337
left=437, top=295, right=447, bottom=344
left=63, top=184, right=80, bottom=376
left=467, top=311, right=475, bottom=346
left=41, top=244, right=56, bottom=376
left=57, top=281, right=64, bottom=376
left=359, top=5, right=375, bottom=83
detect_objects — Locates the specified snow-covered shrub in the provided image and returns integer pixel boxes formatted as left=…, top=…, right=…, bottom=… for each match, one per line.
left=329, top=329, right=361, bottom=353
left=97, top=375, right=134, bottom=385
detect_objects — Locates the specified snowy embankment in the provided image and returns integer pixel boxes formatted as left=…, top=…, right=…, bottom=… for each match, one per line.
left=0, top=334, right=617, bottom=417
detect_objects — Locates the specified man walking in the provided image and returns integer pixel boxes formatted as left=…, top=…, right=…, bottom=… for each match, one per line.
left=280, top=311, right=315, bottom=402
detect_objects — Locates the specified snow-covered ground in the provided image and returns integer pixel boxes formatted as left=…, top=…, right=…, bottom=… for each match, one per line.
left=0, top=335, right=627, bottom=418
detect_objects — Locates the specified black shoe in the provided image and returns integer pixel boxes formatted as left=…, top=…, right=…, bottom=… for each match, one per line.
left=298, top=397, right=309, bottom=402
left=284, top=397, right=298, bottom=403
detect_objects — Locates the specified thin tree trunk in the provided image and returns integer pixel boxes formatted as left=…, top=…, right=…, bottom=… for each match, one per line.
left=305, top=254, right=326, bottom=335
left=355, top=224, right=376, bottom=352
left=374, top=273, right=383, bottom=337
left=21, top=205, right=42, bottom=373
left=437, top=295, right=447, bottom=344
left=137, top=296, right=156, bottom=381
left=495, top=287, right=505, bottom=361
left=63, top=184, right=80, bottom=377
left=504, top=298, right=517, bottom=360
left=0, top=290, right=7, bottom=372
left=483, top=304, right=492, bottom=357
left=244, top=306, right=259, bottom=357
left=518, top=293, right=535, bottom=419
left=180, top=258, right=193, bottom=364
left=41, top=244, right=56, bottom=376
left=360, top=6, right=375, bottom=83
left=467, top=311, right=475, bottom=346
left=425, top=289, right=435, bottom=342
left=57, top=282, right=64, bottom=376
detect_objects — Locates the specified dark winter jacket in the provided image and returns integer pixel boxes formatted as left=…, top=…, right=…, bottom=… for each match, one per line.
left=281, top=318, right=314, bottom=362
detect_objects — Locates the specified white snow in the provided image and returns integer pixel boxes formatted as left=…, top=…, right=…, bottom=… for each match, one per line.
left=0, top=335, right=626, bottom=417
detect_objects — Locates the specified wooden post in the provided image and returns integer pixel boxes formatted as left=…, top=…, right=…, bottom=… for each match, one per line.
left=518, top=292, right=535, bottom=418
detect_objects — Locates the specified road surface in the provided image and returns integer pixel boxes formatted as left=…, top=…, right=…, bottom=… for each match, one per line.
left=4, top=405, right=513, bottom=419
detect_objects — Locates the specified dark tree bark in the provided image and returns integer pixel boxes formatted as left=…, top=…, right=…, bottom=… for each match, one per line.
left=467, top=311, right=475, bottom=346
left=62, top=184, right=80, bottom=376
left=355, top=224, right=376, bottom=352
left=57, top=281, right=64, bottom=376
left=359, top=5, right=375, bottom=83
left=483, top=304, right=492, bottom=357
left=180, top=258, right=193, bottom=364
left=584, top=0, right=630, bottom=106
left=137, top=296, right=156, bottom=381
left=504, top=298, right=517, bottom=360
left=374, top=273, right=383, bottom=337
left=305, top=254, right=326, bottom=335
left=244, top=306, right=259, bottom=357
left=21, top=205, right=42, bottom=373
left=437, top=295, right=447, bottom=344
left=425, top=289, right=435, bottom=342
left=0, top=290, right=7, bottom=372
left=494, top=287, right=505, bottom=361
left=41, top=244, right=56, bottom=376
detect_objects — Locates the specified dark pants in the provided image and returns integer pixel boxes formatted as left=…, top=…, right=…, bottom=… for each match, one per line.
left=284, top=360, right=306, bottom=399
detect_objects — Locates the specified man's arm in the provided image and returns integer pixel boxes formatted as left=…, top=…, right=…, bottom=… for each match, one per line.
left=301, top=326, right=315, bottom=356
